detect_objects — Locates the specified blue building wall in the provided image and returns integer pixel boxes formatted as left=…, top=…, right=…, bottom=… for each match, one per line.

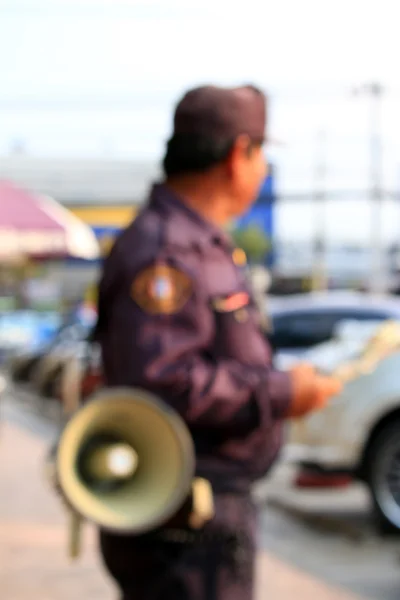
left=235, top=166, right=276, bottom=265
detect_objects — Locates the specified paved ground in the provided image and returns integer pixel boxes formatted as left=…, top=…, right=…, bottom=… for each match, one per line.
left=256, top=472, right=400, bottom=600
left=0, top=394, right=364, bottom=600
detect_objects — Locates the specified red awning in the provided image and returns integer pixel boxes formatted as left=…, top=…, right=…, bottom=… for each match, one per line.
left=0, top=181, right=99, bottom=261
left=0, top=180, right=64, bottom=232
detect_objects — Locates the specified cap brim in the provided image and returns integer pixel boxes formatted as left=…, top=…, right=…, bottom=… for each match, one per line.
left=265, top=137, right=286, bottom=147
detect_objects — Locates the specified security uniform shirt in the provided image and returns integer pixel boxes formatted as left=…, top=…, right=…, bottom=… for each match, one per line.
left=96, top=184, right=291, bottom=492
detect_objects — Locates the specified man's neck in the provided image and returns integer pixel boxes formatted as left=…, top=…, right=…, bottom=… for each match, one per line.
left=165, top=177, right=232, bottom=227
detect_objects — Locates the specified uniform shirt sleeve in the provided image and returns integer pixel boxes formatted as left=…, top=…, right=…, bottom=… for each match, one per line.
left=99, top=255, right=292, bottom=435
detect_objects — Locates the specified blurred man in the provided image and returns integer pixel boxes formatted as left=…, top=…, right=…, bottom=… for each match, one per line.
left=95, top=84, right=341, bottom=600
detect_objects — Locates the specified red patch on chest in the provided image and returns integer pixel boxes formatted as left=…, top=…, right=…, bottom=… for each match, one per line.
left=213, top=292, right=250, bottom=312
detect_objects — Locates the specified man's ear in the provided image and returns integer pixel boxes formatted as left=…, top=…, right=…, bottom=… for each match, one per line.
left=231, top=134, right=252, bottom=158
left=225, top=134, right=252, bottom=176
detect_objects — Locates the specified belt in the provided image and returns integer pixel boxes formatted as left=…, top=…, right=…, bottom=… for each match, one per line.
left=199, top=475, right=251, bottom=496
left=150, top=526, right=251, bottom=574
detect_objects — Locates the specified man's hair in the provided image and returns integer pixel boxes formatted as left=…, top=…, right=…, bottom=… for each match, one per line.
left=162, top=134, right=234, bottom=177
left=162, top=134, right=261, bottom=178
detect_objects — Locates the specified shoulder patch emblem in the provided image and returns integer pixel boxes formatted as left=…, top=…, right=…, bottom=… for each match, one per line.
left=131, top=264, right=193, bottom=315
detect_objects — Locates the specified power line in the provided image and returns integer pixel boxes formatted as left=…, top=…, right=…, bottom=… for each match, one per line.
left=0, top=86, right=399, bottom=111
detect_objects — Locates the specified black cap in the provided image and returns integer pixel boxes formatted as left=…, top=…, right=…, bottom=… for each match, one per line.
left=173, top=84, right=267, bottom=142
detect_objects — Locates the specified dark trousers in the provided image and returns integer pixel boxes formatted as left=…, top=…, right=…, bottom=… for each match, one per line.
left=99, top=493, right=257, bottom=600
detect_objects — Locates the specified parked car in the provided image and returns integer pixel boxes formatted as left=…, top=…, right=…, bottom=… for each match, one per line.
left=0, top=310, right=61, bottom=365
left=8, top=303, right=97, bottom=397
left=267, top=291, right=400, bottom=357
left=30, top=323, right=93, bottom=398
left=283, top=318, right=400, bottom=532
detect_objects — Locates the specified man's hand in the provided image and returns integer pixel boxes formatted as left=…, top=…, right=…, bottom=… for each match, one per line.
left=285, top=363, right=342, bottom=419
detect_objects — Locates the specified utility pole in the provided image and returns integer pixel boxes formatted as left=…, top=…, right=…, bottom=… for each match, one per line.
left=353, top=82, right=385, bottom=294
left=311, top=129, right=328, bottom=291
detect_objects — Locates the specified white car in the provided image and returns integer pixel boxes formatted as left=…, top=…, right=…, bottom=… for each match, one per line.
left=282, top=319, right=400, bottom=532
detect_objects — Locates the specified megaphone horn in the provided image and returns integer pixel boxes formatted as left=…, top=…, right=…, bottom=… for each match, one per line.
left=52, top=387, right=213, bottom=549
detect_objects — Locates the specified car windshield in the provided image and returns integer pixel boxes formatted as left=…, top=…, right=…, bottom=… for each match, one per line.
left=333, top=319, right=395, bottom=341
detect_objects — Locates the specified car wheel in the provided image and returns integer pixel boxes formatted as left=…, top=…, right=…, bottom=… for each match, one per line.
left=365, top=420, right=400, bottom=534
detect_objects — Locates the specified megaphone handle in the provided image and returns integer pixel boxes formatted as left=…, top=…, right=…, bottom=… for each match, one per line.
left=68, top=511, right=83, bottom=560
left=189, top=478, right=215, bottom=529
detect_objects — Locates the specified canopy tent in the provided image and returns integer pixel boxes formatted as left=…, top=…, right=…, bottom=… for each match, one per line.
left=36, top=194, right=100, bottom=260
left=0, top=181, right=99, bottom=261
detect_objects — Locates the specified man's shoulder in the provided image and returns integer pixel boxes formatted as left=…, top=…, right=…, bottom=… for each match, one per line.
left=111, top=205, right=160, bottom=260
left=108, top=199, right=236, bottom=290
left=111, top=204, right=200, bottom=274
left=123, top=204, right=162, bottom=242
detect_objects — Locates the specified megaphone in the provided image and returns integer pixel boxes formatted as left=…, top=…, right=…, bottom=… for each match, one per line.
left=48, top=386, right=214, bottom=558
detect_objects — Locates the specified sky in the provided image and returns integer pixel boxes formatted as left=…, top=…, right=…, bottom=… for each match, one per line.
left=1, top=0, right=400, bottom=244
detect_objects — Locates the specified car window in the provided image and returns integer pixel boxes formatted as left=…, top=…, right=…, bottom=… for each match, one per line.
left=338, top=309, right=388, bottom=321
left=271, top=312, right=338, bottom=349
left=269, top=309, right=391, bottom=350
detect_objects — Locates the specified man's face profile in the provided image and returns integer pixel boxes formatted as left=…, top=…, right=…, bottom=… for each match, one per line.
left=226, top=135, right=268, bottom=218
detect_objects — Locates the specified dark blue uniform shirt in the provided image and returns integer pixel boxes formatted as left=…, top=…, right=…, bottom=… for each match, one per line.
left=96, top=184, right=291, bottom=489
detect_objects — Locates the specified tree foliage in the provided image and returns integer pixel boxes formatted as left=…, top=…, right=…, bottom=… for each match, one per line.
left=231, top=225, right=271, bottom=263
